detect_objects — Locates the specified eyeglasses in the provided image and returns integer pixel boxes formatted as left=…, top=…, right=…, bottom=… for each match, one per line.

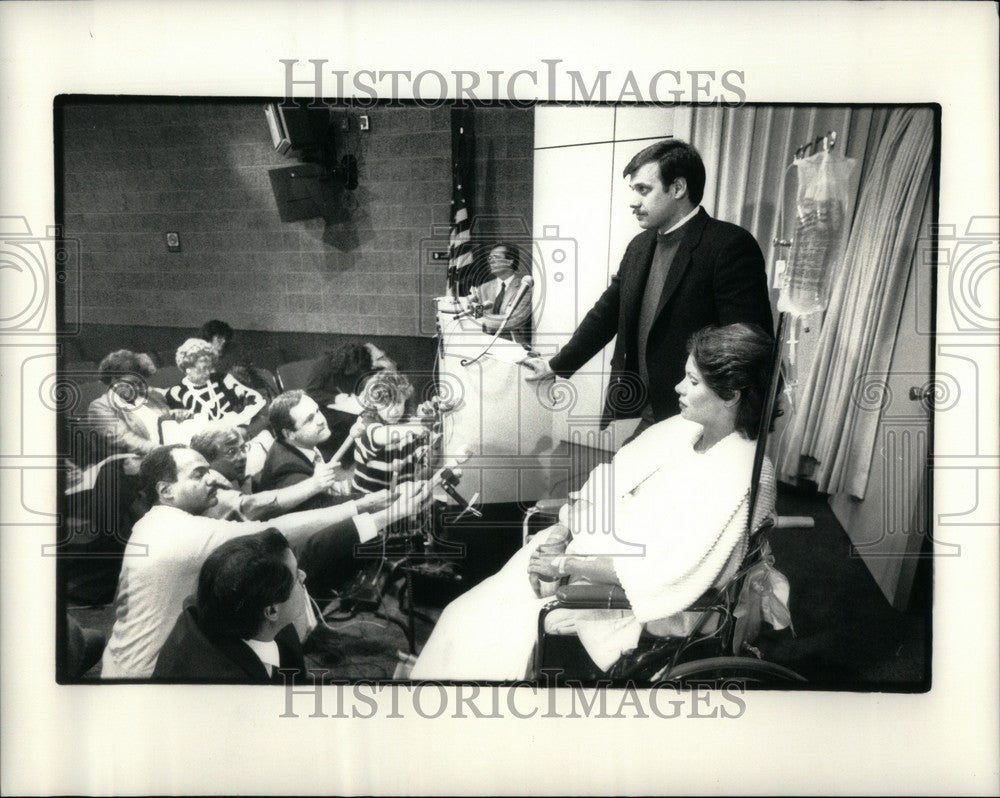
left=487, top=253, right=512, bottom=262
left=222, top=442, right=252, bottom=457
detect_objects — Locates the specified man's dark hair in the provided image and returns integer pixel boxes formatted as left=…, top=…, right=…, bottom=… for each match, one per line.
left=623, top=139, right=706, bottom=205
left=197, top=529, right=295, bottom=640
left=268, top=389, right=306, bottom=440
left=686, top=323, right=780, bottom=439
left=139, top=444, right=185, bottom=501
left=199, top=319, right=234, bottom=343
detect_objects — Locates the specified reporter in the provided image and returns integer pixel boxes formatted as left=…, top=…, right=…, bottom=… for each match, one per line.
left=101, top=445, right=432, bottom=679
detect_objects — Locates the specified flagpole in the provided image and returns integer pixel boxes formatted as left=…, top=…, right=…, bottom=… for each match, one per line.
left=448, top=107, right=475, bottom=301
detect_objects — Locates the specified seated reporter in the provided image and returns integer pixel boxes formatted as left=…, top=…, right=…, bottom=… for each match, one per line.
left=101, top=444, right=429, bottom=679
left=411, top=323, right=778, bottom=681
left=153, top=529, right=309, bottom=683
left=88, top=349, right=190, bottom=456
left=190, top=425, right=387, bottom=522
left=165, top=338, right=265, bottom=427
left=258, top=390, right=394, bottom=511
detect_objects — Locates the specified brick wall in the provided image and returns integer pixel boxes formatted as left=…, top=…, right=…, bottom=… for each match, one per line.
left=59, top=100, right=507, bottom=337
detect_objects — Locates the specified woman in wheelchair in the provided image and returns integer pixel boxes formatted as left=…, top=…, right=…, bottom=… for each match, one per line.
left=411, top=323, right=778, bottom=681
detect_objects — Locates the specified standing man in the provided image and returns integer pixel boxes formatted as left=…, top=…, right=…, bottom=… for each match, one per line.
left=474, top=243, right=533, bottom=346
left=524, top=139, right=773, bottom=436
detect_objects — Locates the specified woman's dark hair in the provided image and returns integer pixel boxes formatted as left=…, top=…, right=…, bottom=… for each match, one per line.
left=321, top=342, right=379, bottom=395
left=686, top=323, right=781, bottom=439
left=199, top=319, right=233, bottom=344
left=97, top=349, right=157, bottom=386
left=197, top=529, right=295, bottom=640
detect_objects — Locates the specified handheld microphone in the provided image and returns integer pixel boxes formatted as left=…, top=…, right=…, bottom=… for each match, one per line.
left=436, top=466, right=482, bottom=518
left=461, top=275, right=533, bottom=367
left=328, top=416, right=366, bottom=466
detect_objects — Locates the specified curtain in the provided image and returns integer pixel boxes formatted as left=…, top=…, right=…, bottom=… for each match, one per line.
left=776, top=108, right=934, bottom=497
left=673, top=105, right=876, bottom=287
left=671, top=105, right=934, bottom=499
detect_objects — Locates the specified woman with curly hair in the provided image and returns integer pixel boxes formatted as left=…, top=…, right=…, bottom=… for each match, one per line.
left=88, top=349, right=190, bottom=456
left=350, top=370, right=432, bottom=494
left=165, top=338, right=264, bottom=426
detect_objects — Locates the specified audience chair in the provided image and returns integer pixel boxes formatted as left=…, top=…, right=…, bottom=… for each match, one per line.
left=146, top=365, right=182, bottom=389
left=244, top=345, right=285, bottom=373
left=65, top=359, right=98, bottom=373
left=276, top=358, right=319, bottom=392
left=63, top=453, right=144, bottom=606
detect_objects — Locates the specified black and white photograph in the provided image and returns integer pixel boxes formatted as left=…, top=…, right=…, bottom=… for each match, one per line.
left=1, top=2, right=997, bottom=795
left=53, top=98, right=937, bottom=690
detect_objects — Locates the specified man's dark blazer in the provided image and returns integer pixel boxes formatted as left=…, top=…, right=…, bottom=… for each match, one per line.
left=256, top=438, right=318, bottom=494
left=152, top=603, right=306, bottom=683
left=253, top=438, right=371, bottom=595
left=549, top=208, right=773, bottom=426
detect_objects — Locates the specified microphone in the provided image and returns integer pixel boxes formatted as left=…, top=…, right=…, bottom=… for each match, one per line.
left=460, top=275, right=534, bottom=367
left=436, top=466, right=482, bottom=519
left=327, top=416, right=366, bottom=467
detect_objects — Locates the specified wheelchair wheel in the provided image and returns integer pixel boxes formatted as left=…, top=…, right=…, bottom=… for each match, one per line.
left=657, top=656, right=806, bottom=687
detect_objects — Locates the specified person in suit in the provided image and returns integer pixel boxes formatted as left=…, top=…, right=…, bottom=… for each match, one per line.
left=524, top=139, right=773, bottom=438
left=88, top=349, right=190, bottom=456
left=473, top=243, right=533, bottom=346
left=153, top=529, right=308, bottom=683
left=258, top=390, right=356, bottom=503
left=100, top=444, right=427, bottom=678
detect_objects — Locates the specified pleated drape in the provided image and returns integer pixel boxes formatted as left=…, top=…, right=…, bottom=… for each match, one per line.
left=674, top=105, right=876, bottom=283
left=671, top=105, right=934, bottom=498
left=776, top=108, right=934, bottom=498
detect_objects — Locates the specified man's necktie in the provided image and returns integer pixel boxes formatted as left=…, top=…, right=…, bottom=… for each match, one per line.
left=494, top=282, right=506, bottom=312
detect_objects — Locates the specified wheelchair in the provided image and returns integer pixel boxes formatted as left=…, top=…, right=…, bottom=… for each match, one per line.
left=524, top=500, right=806, bottom=688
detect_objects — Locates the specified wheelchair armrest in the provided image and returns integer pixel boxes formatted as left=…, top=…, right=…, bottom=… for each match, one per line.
left=554, top=582, right=630, bottom=610
left=532, top=498, right=566, bottom=517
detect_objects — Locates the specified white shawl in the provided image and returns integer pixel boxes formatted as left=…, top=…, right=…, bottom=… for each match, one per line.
left=565, top=416, right=767, bottom=669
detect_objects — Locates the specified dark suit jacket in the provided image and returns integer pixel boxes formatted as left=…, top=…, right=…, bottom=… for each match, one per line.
left=257, top=438, right=317, bottom=492
left=152, top=603, right=306, bottom=683
left=256, top=438, right=362, bottom=512
left=549, top=208, right=773, bottom=426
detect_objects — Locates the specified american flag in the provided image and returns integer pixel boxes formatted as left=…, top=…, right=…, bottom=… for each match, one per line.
left=448, top=107, right=475, bottom=297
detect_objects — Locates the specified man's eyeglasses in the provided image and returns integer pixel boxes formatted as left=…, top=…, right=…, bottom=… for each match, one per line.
left=222, top=442, right=252, bottom=457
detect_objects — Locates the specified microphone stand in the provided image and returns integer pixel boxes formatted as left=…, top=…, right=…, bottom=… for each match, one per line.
left=460, top=278, right=533, bottom=367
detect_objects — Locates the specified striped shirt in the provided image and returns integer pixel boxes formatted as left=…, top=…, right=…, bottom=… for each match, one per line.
left=351, top=421, right=425, bottom=494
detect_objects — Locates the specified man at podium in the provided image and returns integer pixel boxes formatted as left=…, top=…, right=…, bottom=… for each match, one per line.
left=473, top=243, right=533, bottom=347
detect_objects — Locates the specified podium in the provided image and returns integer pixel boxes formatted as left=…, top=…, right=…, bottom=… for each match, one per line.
left=435, top=308, right=569, bottom=506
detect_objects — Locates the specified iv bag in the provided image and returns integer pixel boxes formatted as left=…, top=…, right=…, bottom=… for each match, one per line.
left=778, top=149, right=857, bottom=315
